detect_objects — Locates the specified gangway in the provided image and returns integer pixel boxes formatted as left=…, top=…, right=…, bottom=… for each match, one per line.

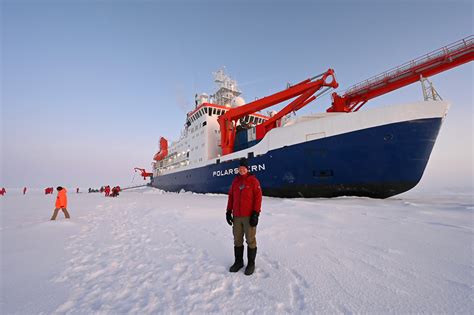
left=328, top=35, right=474, bottom=112
left=122, top=184, right=150, bottom=191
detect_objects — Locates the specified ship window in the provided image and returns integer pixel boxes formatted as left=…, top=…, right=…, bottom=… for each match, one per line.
left=216, top=159, right=220, bottom=164
left=204, top=107, right=207, bottom=114
left=248, top=152, right=254, bottom=159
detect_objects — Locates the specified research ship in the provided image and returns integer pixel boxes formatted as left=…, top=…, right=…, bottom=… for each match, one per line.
left=150, top=36, right=473, bottom=198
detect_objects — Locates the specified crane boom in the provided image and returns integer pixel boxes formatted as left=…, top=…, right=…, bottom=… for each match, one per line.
left=218, top=69, right=338, bottom=155
left=134, top=168, right=153, bottom=180
left=328, top=35, right=474, bottom=113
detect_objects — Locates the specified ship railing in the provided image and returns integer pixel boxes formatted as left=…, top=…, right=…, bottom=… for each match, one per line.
left=343, top=35, right=473, bottom=97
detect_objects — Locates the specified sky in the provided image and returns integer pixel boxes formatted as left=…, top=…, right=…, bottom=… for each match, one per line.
left=1, top=0, right=473, bottom=191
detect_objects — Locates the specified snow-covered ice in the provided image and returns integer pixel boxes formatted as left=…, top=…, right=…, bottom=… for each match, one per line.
left=1, top=187, right=472, bottom=314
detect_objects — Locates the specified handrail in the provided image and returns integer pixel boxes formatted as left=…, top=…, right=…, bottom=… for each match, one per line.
left=344, top=35, right=473, bottom=97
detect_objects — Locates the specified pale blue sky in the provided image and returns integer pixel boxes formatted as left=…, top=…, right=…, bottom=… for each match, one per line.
left=1, top=0, right=472, bottom=190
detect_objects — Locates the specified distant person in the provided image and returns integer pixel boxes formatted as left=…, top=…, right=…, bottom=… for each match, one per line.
left=100, top=186, right=104, bottom=193
left=76, top=187, right=79, bottom=194
left=23, top=187, right=27, bottom=195
left=0, top=187, right=6, bottom=196
left=226, top=158, right=262, bottom=276
left=111, top=186, right=120, bottom=197
left=104, top=185, right=110, bottom=197
left=50, top=186, right=70, bottom=220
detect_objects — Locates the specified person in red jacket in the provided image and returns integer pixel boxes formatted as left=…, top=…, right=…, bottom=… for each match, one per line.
left=104, top=185, right=110, bottom=197
left=226, top=158, right=262, bottom=276
left=50, top=186, right=70, bottom=220
left=0, top=187, right=6, bottom=196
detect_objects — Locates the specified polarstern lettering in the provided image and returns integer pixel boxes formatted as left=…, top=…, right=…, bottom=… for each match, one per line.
left=212, top=164, right=266, bottom=177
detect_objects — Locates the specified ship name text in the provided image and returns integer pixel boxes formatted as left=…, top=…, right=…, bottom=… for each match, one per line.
left=212, top=164, right=266, bottom=177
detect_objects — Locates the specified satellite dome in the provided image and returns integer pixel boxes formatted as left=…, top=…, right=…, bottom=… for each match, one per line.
left=230, top=96, right=246, bottom=108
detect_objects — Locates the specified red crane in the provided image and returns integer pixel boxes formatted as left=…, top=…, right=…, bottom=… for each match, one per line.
left=328, top=36, right=474, bottom=113
left=218, top=69, right=339, bottom=155
left=134, top=168, right=153, bottom=180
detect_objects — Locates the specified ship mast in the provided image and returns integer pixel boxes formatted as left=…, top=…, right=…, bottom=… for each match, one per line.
left=211, top=67, right=241, bottom=107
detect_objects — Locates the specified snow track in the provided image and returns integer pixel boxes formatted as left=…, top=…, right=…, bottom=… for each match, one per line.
left=1, top=188, right=473, bottom=314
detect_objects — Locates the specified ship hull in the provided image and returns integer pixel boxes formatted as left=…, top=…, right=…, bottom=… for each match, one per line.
left=151, top=117, right=443, bottom=198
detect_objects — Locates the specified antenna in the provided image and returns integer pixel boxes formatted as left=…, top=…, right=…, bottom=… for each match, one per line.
left=211, top=67, right=241, bottom=106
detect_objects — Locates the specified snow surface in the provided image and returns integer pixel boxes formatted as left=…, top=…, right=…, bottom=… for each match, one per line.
left=1, top=187, right=473, bottom=314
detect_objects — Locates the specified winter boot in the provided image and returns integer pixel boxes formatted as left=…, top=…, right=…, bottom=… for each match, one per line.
left=244, top=247, right=257, bottom=275
left=229, top=246, right=244, bottom=272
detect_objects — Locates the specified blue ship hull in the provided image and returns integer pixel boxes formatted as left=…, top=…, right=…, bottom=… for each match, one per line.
left=151, top=118, right=442, bottom=198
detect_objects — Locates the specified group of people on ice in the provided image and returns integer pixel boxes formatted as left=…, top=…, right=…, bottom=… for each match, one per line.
left=100, top=185, right=121, bottom=197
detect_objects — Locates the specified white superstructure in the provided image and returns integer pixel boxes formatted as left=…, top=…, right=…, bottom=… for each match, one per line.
left=153, top=68, right=269, bottom=177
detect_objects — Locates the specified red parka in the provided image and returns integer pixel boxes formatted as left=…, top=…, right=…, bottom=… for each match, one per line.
left=226, top=173, right=262, bottom=217
left=55, top=188, right=67, bottom=208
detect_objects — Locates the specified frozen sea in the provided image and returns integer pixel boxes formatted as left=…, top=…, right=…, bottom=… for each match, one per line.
left=1, top=187, right=473, bottom=314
